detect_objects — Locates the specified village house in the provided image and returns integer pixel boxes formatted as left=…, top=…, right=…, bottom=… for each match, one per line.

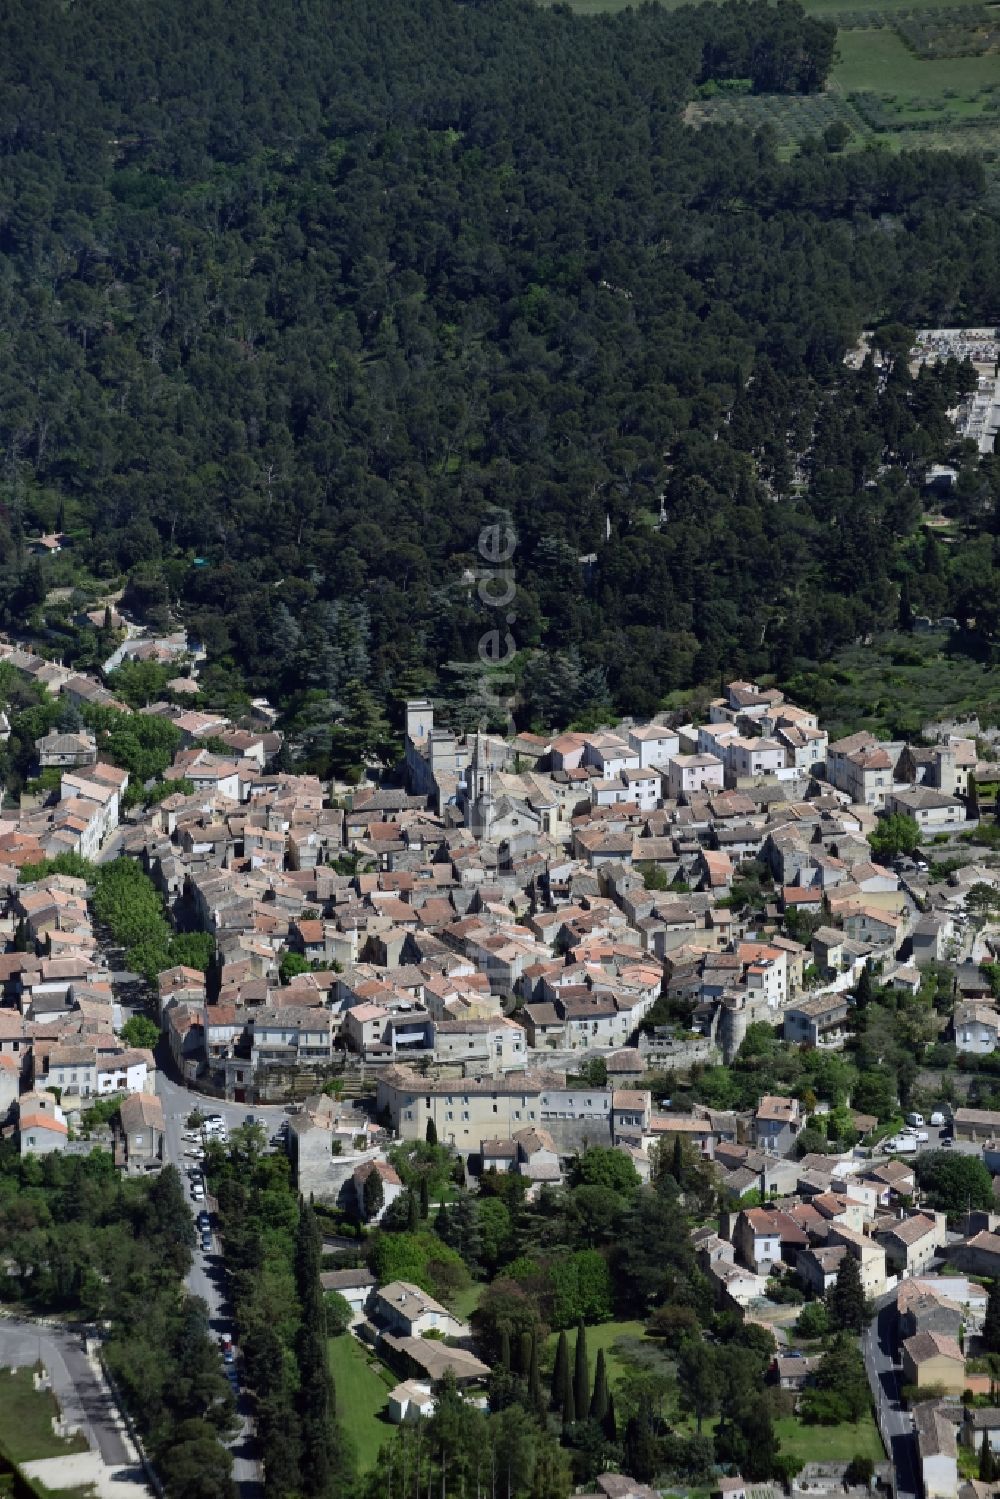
left=753, top=1095, right=802, bottom=1156
left=902, top=1331, right=966, bottom=1395
left=876, top=1212, right=948, bottom=1279
left=115, top=1092, right=165, bottom=1173
left=915, top=1402, right=959, bottom=1499
left=372, top=1281, right=469, bottom=1340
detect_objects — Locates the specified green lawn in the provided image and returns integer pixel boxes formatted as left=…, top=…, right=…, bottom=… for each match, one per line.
left=327, top=1337, right=393, bottom=1473
left=774, top=1413, right=885, bottom=1462
left=0, top=1368, right=90, bottom=1465
left=449, top=1280, right=485, bottom=1322
left=543, top=1320, right=648, bottom=1389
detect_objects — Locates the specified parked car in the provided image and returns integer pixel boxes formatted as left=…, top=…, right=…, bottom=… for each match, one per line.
left=192, top=1185, right=205, bottom=1201
left=223, top=1346, right=235, bottom=1365
left=930, top=1111, right=946, bottom=1127
left=941, top=1137, right=954, bottom=1148
left=198, top=1212, right=210, bottom=1230
left=201, top=1233, right=212, bottom=1251
left=244, top=1113, right=255, bottom=1126
left=891, top=1135, right=918, bottom=1154
left=915, top=1131, right=929, bottom=1143
left=906, top=1112, right=925, bottom=1129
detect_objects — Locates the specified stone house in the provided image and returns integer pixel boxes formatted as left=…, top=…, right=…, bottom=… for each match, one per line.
left=115, top=1092, right=165, bottom=1172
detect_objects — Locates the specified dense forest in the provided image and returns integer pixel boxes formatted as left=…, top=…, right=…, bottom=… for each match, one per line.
left=0, top=0, right=998, bottom=738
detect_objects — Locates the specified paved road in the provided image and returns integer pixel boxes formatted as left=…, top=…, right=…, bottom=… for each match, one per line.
left=0, top=1316, right=131, bottom=1468
left=156, top=1071, right=270, bottom=1497
left=863, top=1301, right=919, bottom=1499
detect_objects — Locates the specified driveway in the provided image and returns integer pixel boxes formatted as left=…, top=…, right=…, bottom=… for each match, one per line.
left=0, top=1317, right=131, bottom=1468
left=862, top=1300, right=920, bottom=1499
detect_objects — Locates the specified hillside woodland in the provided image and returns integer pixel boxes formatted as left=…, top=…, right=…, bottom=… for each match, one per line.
left=0, top=0, right=998, bottom=758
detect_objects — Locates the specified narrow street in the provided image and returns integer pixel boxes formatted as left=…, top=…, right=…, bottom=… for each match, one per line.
left=155, top=1070, right=274, bottom=1497
left=862, top=1300, right=919, bottom=1499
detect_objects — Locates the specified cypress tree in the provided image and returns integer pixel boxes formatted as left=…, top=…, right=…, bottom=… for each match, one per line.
left=426, top=1117, right=437, bottom=1146
left=500, top=1328, right=511, bottom=1372
left=671, top=1134, right=684, bottom=1186
left=529, top=1333, right=545, bottom=1413
left=407, top=1190, right=419, bottom=1232
left=362, top=1168, right=384, bottom=1222
left=985, top=1280, right=1000, bottom=1353
left=968, top=772, right=981, bottom=822
left=828, top=1251, right=866, bottom=1332
left=602, top=1392, right=617, bottom=1443
left=980, top=1431, right=994, bottom=1482
left=419, top=1175, right=429, bottom=1219
left=898, top=576, right=914, bottom=633
left=562, top=1377, right=576, bottom=1430
left=518, top=1330, right=533, bottom=1377
left=590, top=1349, right=609, bottom=1423
left=573, top=1319, right=589, bottom=1421
left=551, top=1330, right=569, bottom=1410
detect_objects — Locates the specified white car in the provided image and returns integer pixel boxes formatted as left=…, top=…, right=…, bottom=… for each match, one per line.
left=890, top=1135, right=918, bottom=1154
left=191, top=1184, right=205, bottom=1201
left=930, top=1111, right=946, bottom=1127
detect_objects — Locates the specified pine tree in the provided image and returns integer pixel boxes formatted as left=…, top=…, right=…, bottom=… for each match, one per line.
left=426, top=1117, right=437, bottom=1146
left=573, top=1319, right=589, bottom=1421
left=419, top=1175, right=429, bottom=1219
left=590, top=1349, right=609, bottom=1423
left=984, top=1280, right=1000, bottom=1353
left=980, top=1431, right=995, bottom=1482
left=828, top=1252, right=866, bottom=1332
left=551, top=1331, right=569, bottom=1410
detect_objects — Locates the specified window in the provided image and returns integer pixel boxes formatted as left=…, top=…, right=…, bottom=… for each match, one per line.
left=513, top=1110, right=520, bottom=1120
left=425, top=1096, right=431, bottom=1107
left=493, top=1105, right=498, bottom=1114
left=405, top=1109, right=414, bottom=1121
left=462, top=1111, right=469, bottom=1121
left=446, top=1111, right=454, bottom=1121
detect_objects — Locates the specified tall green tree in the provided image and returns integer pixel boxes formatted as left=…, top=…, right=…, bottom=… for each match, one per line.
left=573, top=1319, right=590, bottom=1421
left=984, top=1280, right=1000, bottom=1353
left=827, top=1253, right=866, bottom=1333
left=590, top=1348, right=610, bottom=1424
left=551, top=1330, right=569, bottom=1411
